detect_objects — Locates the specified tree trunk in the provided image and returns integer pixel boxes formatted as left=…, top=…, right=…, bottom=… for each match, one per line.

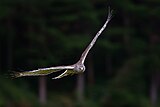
left=76, top=74, right=85, bottom=103
left=7, top=17, right=14, bottom=71
left=39, top=76, right=47, bottom=105
left=150, top=73, right=158, bottom=107
left=149, top=34, right=159, bottom=107
left=123, top=14, right=131, bottom=56
left=38, top=15, right=48, bottom=106
left=87, top=54, right=94, bottom=87
left=106, top=53, right=112, bottom=75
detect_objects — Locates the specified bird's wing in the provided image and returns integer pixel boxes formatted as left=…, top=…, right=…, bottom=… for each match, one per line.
left=79, top=8, right=112, bottom=64
left=52, top=69, right=74, bottom=79
left=12, top=65, right=74, bottom=78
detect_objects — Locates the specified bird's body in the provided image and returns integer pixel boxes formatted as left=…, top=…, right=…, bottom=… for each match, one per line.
left=12, top=8, right=112, bottom=79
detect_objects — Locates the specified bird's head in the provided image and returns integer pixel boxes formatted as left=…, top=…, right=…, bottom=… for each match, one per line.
left=73, top=64, right=85, bottom=73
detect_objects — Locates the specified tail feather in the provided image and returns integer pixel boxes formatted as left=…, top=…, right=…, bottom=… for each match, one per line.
left=10, top=71, right=22, bottom=78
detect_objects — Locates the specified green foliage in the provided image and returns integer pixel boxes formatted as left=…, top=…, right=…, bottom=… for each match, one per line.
left=1, top=0, right=160, bottom=107
left=0, top=77, right=38, bottom=106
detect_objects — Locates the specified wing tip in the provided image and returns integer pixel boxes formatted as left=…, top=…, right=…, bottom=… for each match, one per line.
left=52, top=70, right=69, bottom=79
left=52, top=77, right=59, bottom=79
left=107, top=7, right=113, bottom=21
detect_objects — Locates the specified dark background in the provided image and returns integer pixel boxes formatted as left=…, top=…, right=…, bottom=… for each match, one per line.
left=0, top=0, right=160, bottom=107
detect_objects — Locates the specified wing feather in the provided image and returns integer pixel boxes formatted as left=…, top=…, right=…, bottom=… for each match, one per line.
left=52, top=69, right=74, bottom=79
left=12, top=65, right=74, bottom=78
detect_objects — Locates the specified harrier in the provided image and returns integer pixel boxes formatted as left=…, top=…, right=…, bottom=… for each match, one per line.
left=12, top=9, right=112, bottom=79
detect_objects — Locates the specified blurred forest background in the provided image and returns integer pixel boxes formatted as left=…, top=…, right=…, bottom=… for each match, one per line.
left=0, top=0, right=160, bottom=107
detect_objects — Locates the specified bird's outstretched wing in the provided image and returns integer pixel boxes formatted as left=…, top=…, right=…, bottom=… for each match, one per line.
left=11, top=65, right=74, bottom=78
left=52, top=69, right=75, bottom=79
left=78, top=8, right=113, bottom=64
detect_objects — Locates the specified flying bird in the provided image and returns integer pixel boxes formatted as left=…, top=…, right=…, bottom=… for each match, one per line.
left=12, top=9, right=112, bottom=79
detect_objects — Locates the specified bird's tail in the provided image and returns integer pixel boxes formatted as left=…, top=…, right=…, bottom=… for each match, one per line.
left=10, top=71, right=22, bottom=79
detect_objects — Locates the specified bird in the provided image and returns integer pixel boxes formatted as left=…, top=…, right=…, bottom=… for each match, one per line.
left=11, top=8, right=112, bottom=79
